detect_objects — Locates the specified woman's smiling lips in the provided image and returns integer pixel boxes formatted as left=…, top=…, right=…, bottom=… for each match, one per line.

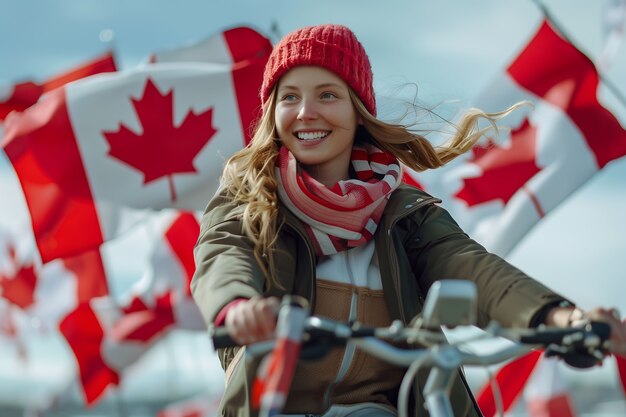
left=294, top=130, right=331, bottom=142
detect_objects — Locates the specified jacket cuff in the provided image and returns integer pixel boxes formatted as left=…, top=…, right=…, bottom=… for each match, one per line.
left=214, top=298, right=248, bottom=326
left=529, top=300, right=574, bottom=327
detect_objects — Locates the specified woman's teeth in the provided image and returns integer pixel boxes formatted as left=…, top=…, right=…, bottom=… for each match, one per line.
left=297, top=131, right=329, bottom=141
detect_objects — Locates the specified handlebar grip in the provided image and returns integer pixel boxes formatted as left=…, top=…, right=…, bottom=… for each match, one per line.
left=210, top=326, right=240, bottom=349
left=519, top=321, right=611, bottom=345
left=522, top=321, right=611, bottom=369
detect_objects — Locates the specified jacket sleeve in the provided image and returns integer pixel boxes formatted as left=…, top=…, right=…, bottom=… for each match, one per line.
left=191, top=192, right=265, bottom=327
left=406, top=204, right=571, bottom=329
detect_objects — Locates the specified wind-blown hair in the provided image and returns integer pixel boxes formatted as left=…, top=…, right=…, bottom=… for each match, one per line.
left=220, top=87, right=523, bottom=289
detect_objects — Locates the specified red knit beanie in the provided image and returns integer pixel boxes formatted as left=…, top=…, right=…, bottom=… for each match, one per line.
left=260, top=24, right=376, bottom=116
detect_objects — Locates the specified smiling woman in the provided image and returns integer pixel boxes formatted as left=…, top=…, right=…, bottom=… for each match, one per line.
left=189, top=23, right=626, bottom=417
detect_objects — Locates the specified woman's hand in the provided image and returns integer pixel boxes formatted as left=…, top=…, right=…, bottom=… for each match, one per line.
left=225, top=296, right=280, bottom=345
left=547, top=306, right=626, bottom=356
left=582, top=307, right=626, bottom=356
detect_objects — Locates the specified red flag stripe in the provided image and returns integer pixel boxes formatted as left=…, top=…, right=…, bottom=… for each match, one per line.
left=42, top=51, right=117, bottom=92
left=59, top=303, right=120, bottom=404
left=616, top=355, right=626, bottom=396
left=164, top=212, right=200, bottom=296
left=0, top=82, right=42, bottom=119
left=476, top=350, right=543, bottom=417
left=0, top=52, right=116, bottom=121
left=223, top=27, right=273, bottom=145
left=508, top=20, right=626, bottom=168
left=62, top=249, right=109, bottom=301
left=2, top=88, right=105, bottom=262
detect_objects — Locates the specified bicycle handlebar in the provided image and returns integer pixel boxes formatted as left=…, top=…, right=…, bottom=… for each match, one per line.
left=209, top=304, right=611, bottom=417
left=209, top=288, right=612, bottom=417
left=210, top=315, right=611, bottom=369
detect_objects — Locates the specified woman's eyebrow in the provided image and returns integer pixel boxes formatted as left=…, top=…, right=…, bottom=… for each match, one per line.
left=315, top=83, right=343, bottom=89
left=278, top=85, right=299, bottom=91
left=278, top=82, right=344, bottom=91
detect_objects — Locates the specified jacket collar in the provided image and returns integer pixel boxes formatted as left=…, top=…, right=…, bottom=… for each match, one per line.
left=383, top=184, right=441, bottom=218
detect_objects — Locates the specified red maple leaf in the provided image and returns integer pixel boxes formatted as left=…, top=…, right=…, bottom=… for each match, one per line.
left=103, top=78, right=218, bottom=201
left=111, top=291, right=176, bottom=343
left=455, top=119, right=542, bottom=207
left=0, top=245, right=37, bottom=310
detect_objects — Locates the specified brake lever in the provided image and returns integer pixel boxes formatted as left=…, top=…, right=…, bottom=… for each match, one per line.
left=544, top=321, right=611, bottom=369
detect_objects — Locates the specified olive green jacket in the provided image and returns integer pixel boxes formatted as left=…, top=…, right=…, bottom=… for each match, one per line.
left=192, top=184, right=568, bottom=416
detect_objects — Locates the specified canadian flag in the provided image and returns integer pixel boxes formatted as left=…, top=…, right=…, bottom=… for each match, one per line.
left=59, top=210, right=205, bottom=405
left=0, top=227, right=108, bottom=327
left=476, top=350, right=543, bottom=417
left=1, top=26, right=272, bottom=264
left=523, top=357, right=577, bottom=417
left=115, top=210, right=205, bottom=334
left=149, top=26, right=270, bottom=148
left=0, top=51, right=117, bottom=120
left=411, top=19, right=626, bottom=257
left=0, top=25, right=269, bottom=407
left=477, top=352, right=577, bottom=417
left=452, top=18, right=626, bottom=415
left=0, top=226, right=110, bottom=405
left=0, top=148, right=110, bottom=373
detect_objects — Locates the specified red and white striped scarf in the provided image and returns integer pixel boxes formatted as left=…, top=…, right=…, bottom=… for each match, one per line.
left=275, top=144, right=402, bottom=256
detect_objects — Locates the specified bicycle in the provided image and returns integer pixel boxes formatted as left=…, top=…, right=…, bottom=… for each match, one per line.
left=211, top=280, right=611, bottom=417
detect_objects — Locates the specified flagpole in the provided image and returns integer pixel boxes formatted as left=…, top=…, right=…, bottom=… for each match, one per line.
left=530, top=0, right=626, bottom=110
left=99, top=28, right=118, bottom=68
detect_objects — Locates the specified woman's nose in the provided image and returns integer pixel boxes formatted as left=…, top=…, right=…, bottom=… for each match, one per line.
left=297, top=98, right=318, bottom=121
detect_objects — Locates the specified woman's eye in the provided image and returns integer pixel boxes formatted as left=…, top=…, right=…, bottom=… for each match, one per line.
left=281, top=94, right=298, bottom=102
left=321, top=92, right=337, bottom=100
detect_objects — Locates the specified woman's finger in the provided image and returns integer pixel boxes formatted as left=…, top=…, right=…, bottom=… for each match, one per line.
left=586, top=307, right=626, bottom=355
left=225, top=297, right=279, bottom=344
left=254, top=297, right=280, bottom=339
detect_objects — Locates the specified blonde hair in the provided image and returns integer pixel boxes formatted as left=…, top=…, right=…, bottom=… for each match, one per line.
left=221, top=87, right=524, bottom=289
left=221, top=92, right=282, bottom=288
left=349, top=89, right=525, bottom=171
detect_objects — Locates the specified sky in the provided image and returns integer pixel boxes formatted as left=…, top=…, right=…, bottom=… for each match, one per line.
left=1, top=0, right=626, bottom=413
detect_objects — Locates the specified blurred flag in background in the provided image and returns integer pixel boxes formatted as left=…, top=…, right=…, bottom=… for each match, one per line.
left=0, top=5, right=625, bottom=415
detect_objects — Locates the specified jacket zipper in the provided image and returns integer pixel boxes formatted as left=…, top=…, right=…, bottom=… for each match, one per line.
left=283, top=217, right=317, bottom=310
left=386, top=197, right=439, bottom=324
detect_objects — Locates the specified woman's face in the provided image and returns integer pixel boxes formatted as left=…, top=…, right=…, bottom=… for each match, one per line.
left=275, top=66, right=359, bottom=186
